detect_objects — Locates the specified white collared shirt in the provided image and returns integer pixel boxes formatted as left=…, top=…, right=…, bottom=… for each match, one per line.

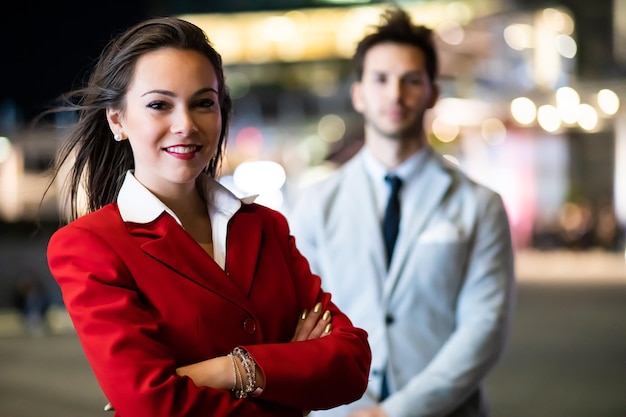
left=117, top=171, right=256, bottom=269
left=361, top=147, right=427, bottom=220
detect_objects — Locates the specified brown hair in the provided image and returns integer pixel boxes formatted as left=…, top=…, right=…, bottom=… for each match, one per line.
left=353, top=7, right=438, bottom=83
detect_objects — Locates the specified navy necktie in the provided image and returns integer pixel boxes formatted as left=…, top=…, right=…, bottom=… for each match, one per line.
left=382, top=174, right=402, bottom=266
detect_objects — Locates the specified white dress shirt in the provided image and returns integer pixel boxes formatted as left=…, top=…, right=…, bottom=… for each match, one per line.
left=117, top=171, right=256, bottom=269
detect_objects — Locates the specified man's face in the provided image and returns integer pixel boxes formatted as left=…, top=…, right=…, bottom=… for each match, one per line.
left=351, top=42, right=438, bottom=141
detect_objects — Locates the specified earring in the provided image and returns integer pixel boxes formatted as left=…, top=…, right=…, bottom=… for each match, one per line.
left=113, top=133, right=122, bottom=142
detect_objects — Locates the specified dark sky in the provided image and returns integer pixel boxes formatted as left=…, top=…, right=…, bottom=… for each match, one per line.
left=0, top=3, right=150, bottom=123
left=0, top=1, right=328, bottom=125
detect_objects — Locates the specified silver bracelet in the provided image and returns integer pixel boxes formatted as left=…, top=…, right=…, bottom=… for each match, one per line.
left=231, top=347, right=256, bottom=398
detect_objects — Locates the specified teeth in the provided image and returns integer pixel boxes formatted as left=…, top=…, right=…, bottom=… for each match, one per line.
left=166, top=146, right=197, bottom=154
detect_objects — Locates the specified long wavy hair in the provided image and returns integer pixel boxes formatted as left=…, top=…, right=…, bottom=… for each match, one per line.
left=44, top=17, right=232, bottom=222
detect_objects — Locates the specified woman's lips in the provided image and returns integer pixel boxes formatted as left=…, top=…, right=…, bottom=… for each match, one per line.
left=163, top=145, right=202, bottom=160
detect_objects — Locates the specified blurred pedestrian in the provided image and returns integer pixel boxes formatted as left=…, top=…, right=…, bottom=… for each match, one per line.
left=13, top=271, right=50, bottom=336
left=289, top=7, right=515, bottom=417
left=45, top=16, right=370, bottom=417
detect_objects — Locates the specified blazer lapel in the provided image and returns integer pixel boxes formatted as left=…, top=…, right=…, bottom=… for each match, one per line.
left=225, top=204, right=263, bottom=298
left=128, top=213, right=248, bottom=306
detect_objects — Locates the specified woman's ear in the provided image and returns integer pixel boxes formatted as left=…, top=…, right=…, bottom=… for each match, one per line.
left=106, top=108, right=124, bottom=136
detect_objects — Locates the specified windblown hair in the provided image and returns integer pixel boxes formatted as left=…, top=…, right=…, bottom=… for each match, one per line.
left=44, top=17, right=232, bottom=222
left=353, top=7, right=438, bottom=83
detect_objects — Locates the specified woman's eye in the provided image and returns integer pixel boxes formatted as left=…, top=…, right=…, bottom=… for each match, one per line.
left=147, top=101, right=169, bottom=110
left=196, top=99, right=215, bottom=108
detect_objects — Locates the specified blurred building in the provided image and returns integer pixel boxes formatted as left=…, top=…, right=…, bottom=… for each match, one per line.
left=0, top=0, right=624, bottom=252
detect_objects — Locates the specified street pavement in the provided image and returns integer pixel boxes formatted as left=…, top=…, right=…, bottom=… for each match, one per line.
left=1, top=251, right=625, bottom=417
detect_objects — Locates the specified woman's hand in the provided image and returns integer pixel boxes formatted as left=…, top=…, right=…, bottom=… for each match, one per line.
left=176, top=356, right=233, bottom=389
left=105, top=303, right=332, bottom=412
left=291, top=302, right=332, bottom=342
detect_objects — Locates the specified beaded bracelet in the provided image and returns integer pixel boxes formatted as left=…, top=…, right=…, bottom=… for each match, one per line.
left=231, top=347, right=256, bottom=398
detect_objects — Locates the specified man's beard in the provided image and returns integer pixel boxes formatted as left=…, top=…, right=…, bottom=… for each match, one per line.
left=369, top=114, right=424, bottom=141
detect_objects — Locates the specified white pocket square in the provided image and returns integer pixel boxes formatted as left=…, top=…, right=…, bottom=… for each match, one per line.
left=418, top=222, right=463, bottom=243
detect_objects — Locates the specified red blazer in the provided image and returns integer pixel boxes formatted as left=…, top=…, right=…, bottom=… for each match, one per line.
left=47, top=202, right=371, bottom=417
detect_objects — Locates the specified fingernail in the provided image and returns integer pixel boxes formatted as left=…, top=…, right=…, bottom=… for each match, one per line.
left=322, top=310, right=330, bottom=321
left=324, top=323, right=332, bottom=333
left=314, top=302, right=322, bottom=313
left=301, top=309, right=308, bottom=320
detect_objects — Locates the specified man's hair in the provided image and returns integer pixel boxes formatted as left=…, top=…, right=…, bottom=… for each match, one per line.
left=353, top=6, right=438, bottom=83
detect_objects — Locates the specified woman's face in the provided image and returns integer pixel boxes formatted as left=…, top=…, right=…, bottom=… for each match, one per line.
left=107, top=47, right=222, bottom=196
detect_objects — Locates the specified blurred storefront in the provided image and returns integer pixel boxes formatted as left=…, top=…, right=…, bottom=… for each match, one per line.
left=1, top=0, right=625, bottom=254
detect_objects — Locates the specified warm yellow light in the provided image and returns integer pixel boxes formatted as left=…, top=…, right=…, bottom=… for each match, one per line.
left=262, top=16, right=297, bottom=42
left=510, top=97, right=537, bottom=125
left=432, top=116, right=460, bottom=143
left=542, top=7, right=575, bottom=35
left=537, top=104, right=561, bottom=132
left=577, top=104, right=598, bottom=131
left=556, top=86, right=580, bottom=124
left=597, top=89, right=620, bottom=115
left=181, top=3, right=500, bottom=64
left=503, top=24, right=534, bottom=51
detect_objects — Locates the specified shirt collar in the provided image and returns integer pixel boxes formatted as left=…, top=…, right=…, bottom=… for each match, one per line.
left=362, top=146, right=428, bottom=184
left=117, top=170, right=252, bottom=226
left=117, top=171, right=256, bottom=270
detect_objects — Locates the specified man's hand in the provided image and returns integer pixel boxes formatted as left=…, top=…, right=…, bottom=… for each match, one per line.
left=291, top=302, right=332, bottom=342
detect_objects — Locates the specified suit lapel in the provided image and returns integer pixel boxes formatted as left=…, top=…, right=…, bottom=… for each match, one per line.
left=384, top=150, right=452, bottom=299
left=342, top=153, right=388, bottom=283
left=400, top=150, right=452, bottom=246
left=128, top=213, right=249, bottom=307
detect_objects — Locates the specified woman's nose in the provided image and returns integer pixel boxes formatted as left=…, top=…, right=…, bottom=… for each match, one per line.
left=171, top=110, right=198, bottom=135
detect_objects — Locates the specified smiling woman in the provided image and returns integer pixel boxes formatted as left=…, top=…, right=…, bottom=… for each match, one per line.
left=105, top=47, right=223, bottom=201
left=41, top=16, right=370, bottom=417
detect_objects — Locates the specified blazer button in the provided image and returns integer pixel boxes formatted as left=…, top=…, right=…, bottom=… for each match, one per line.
left=243, top=318, right=257, bottom=335
left=385, top=314, right=394, bottom=325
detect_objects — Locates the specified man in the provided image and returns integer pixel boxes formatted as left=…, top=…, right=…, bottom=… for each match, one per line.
left=288, top=7, right=515, bottom=417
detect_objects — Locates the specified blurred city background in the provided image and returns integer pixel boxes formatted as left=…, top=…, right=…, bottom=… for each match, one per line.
left=1, top=0, right=625, bottom=416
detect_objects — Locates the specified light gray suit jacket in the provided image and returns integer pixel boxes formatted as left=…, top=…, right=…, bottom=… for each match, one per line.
left=288, top=147, right=515, bottom=417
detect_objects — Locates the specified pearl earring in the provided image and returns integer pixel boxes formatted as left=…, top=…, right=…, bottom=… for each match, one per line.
left=113, top=133, right=122, bottom=142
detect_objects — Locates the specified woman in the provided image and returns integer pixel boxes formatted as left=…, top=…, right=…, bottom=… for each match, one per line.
left=45, top=17, right=370, bottom=417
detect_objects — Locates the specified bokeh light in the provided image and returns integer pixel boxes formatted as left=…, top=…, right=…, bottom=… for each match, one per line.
left=510, top=97, right=537, bottom=125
